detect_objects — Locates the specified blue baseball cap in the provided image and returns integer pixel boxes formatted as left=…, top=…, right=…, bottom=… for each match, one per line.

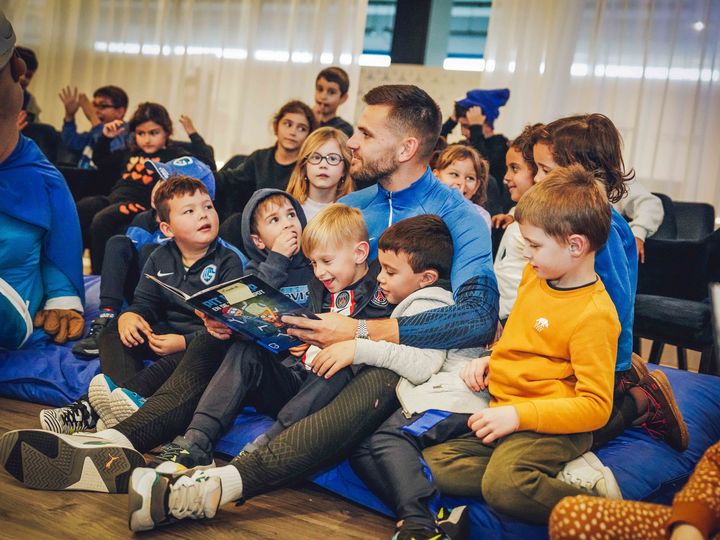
left=145, top=156, right=216, bottom=200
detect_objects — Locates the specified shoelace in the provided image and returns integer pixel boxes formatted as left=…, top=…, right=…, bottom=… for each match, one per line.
left=157, top=444, right=187, bottom=462
left=169, top=475, right=213, bottom=519
left=59, top=402, right=91, bottom=430
left=561, top=472, right=595, bottom=491
left=642, top=390, right=668, bottom=439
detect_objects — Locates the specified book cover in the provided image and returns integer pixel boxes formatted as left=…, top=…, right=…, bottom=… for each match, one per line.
left=145, top=273, right=318, bottom=353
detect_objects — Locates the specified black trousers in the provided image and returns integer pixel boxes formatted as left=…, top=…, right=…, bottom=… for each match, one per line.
left=99, top=235, right=158, bottom=312
left=185, top=341, right=307, bottom=453
left=350, top=409, right=471, bottom=529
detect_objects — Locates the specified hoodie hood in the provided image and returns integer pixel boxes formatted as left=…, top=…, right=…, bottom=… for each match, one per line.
left=241, top=188, right=308, bottom=265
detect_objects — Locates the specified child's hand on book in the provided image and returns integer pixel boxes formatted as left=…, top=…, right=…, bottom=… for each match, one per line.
left=118, top=312, right=153, bottom=347
left=468, top=406, right=519, bottom=444
left=461, top=356, right=490, bottom=392
left=195, top=309, right=232, bottom=340
left=148, top=332, right=186, bottom=355
left=312, top=340, right=356, bottom=379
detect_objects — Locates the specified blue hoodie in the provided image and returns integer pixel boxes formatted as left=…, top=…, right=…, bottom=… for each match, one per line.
left=0, top=136, right=84, bottom=312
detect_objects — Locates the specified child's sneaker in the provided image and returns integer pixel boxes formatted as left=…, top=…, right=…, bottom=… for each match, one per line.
left=109, top=387, right=146, bottom=423
left=88, top=374, right=119, bottom=428
left=392, top=521, right=447, bottom=540
left=128, top=467, right=222, bottom=531
left=71, top=313, right=115, bottom=358
left=556, top=451, right=623, bottom=499
left=0, top=429, right=145, bottom=492
left=436, top=505, right=469, bottom=540
left=154, top=436, right=214, bottom=472
left=39, top=399, right=97, bottom=434
left=636, top=370, right=689, bottom=452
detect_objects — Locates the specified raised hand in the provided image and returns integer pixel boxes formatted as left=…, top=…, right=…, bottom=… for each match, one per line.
left=103, top=119, right=126, bottom=139
left=59, top=86, right=81, bottom=120
left=179, top=115, right=197, bottom=136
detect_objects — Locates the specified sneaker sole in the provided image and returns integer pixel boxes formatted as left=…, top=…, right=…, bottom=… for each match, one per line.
left=72, top=347, right=99, bottom=358
left=577, top=452, right=623, bottom=500
left=88, top=375, right=119, bottom=428
left=437, top=505, right=469, bottom=540
left=650, top=370, right=690, bottom=452
left=109, top=389, right=142, bottom=424
left=0, top=430, right=145, bottom=492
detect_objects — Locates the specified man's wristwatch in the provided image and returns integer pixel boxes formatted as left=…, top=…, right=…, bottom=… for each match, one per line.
left=355, top=319, right=369, bottom=340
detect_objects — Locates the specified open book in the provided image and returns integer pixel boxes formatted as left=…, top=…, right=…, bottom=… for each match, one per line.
left=145, top=273, right=319, bottom=353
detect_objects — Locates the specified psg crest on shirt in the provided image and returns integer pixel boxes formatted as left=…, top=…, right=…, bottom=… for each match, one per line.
left=371, top=287, right=388, bottom=307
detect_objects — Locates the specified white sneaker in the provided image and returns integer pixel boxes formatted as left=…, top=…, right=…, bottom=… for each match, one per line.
left=0, top=429, right=145, bottom=493
left=109, top=387, right=146, bottom=423
left=557, top=451, right=623, bottom=500
left=88, top=374, right=119, bottom=428
left=128, top=467, right=222, bottom=532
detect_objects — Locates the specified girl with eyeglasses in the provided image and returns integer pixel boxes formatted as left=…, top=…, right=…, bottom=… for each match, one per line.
left=286, top=127, right=354, bottom=222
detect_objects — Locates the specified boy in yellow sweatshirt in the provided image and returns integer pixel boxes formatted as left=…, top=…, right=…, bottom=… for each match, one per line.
left=423, top=164, right=621, bottom=525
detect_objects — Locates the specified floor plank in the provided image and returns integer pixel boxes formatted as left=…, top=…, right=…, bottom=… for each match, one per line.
left=0, top=397, right=394, bottom=539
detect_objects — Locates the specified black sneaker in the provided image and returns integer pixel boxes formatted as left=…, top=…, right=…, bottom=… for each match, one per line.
left=154, top=436, right=214, bottom=472
left=72, top=313, right=115, bottom=358
left=39, top=399, right=98, bottom=434
left=392, top=522, right=447, bottom=540
left=436, top=506, right=469, bottom=540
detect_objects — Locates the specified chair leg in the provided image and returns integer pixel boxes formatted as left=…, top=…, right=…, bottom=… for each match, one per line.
left=649, top=341, right=664, bottom=365
left=677, top=347, right=688, bottom=371
left=699, top=346, right=718, bottom=376
left=633, top=335, right=642, bottom=355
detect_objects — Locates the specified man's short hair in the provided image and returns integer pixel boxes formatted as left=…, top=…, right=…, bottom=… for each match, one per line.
left=515, top=164, right=611, bottom=252
left=154, top=175, right=209, bottom=223
left=94, top=85, right=128, bottom=110
left=302, top=203, right=368, bottom=256
left=379, top=215, right=453, bottom=280
left=250, top=193, right=296, bottom=236
left=363, top=84, right=441, bottom=161
left=316, top=67, right=350, bottom=96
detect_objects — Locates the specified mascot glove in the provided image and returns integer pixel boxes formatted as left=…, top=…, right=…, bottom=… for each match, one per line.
left=33, top=309, right=85, bottom=344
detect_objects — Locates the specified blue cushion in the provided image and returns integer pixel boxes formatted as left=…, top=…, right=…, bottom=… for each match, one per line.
left=2, top=277, right=720, bottom=538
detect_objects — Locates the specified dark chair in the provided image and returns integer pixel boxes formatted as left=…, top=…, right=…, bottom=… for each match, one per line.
left=634, top=193, right=718, bottom=372
left=221, top=154, right=248, bottom=172
left=174, top=140, right=216, bottom=170
left=22, top=123, right=60, bottom=164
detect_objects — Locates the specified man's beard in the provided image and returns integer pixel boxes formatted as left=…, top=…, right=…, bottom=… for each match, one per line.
left=350, top=153, right=400, bottom=187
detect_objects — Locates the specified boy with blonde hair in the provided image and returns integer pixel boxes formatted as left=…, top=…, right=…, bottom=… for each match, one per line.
left=151, top=203, right=394, bottom=470
left=422, top=164, right=622, bottom=526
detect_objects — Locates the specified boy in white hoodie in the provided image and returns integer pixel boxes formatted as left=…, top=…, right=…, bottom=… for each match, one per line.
left=312, top=214, right=489, bottom=540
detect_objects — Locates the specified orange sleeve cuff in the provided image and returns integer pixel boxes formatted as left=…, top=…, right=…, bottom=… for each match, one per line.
left=514, top=402, right=538, bottom=431
left=667, top=501, right=718, bottom=540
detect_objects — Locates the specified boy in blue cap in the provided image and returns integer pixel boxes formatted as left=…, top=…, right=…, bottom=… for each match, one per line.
left=441, top=88, right=512, bottom=215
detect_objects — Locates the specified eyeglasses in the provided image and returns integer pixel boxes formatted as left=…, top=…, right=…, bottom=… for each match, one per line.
left=93, top=102, right=118, bottom=110
left=306, top=152, right=343, bottom=166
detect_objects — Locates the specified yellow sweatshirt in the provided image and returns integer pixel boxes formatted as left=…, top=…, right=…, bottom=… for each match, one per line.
left=489, top=265, right=620, bottom=434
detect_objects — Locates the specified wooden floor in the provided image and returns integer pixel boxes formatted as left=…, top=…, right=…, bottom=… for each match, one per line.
left=0, top=398, right=394, bottom=539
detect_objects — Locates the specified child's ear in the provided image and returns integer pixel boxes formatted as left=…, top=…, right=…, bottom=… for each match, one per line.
left=432, top=168, right=440, bottom=177
left=398, top=137, right=419, bottom=163
left=418, top=269, right=439, bottom=288
left=338, top=93, right=348, bottom=106
left=250, top=234, right=266, bottom=251
left=159, top=221, right=174, bottom=239
left=567, top=234, right=589, bottom=257
left=354, top=241, right=370, bottom=264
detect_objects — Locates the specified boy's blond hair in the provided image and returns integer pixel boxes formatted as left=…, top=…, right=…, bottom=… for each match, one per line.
left=302, top=203, right=368, bottom=256
left=515, top=164, right=611, bottom=251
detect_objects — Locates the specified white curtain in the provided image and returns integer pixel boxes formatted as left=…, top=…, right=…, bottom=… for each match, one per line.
left=481, top=0, right=720, bottom=211
left=2, top=0, right=367, bottom=164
